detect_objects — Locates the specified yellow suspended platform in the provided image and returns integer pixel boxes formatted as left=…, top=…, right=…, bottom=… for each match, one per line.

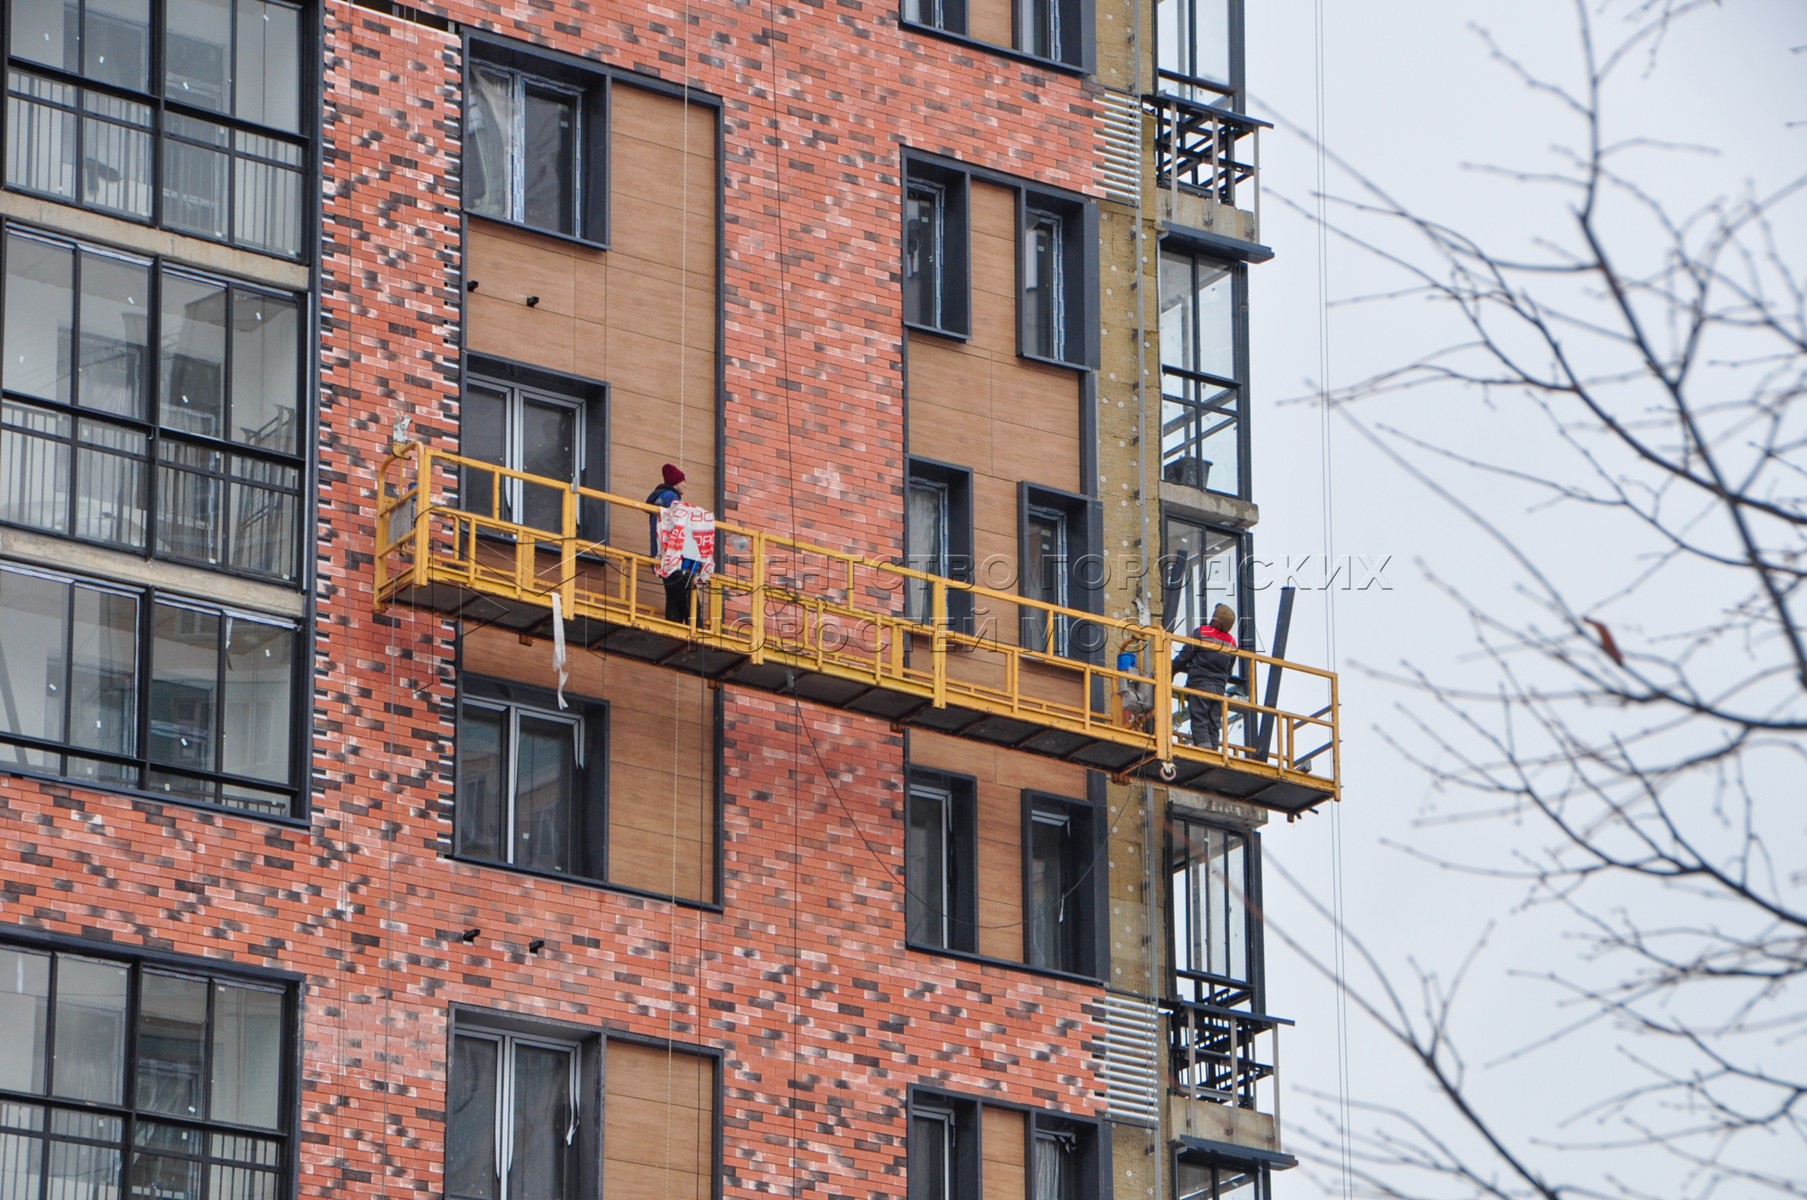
left=375, top=445, right=1341, bottom=816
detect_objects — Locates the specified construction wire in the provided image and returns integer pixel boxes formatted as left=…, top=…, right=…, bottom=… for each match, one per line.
left=1311, top=0, right=1356, bottom=1195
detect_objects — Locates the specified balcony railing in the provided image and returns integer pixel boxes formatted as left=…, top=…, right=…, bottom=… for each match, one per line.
left=1167, top=994, right=1287, bottom=1112
left=1147, top=76, right=1269, bottom=235
left=1160, top=363, right=1242, bottom=498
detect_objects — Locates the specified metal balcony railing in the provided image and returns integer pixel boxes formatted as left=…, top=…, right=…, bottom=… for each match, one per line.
left=1147, top=77, right=1269, bottom=234
left=1167, top=993, right=1287, bottom=1112
left=1160, top=363, right=1242, bottom=498
left=375, top=443, right=1342, bottom=813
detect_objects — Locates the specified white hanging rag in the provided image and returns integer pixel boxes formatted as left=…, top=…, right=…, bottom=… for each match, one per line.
left=550, top=591, right=569, bottom=710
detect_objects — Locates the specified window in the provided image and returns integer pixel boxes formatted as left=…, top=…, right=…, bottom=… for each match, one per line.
left=1019, top=195, right=1089, bottom=367
left=0, top=561, right=301, bottom=814
left=1175, top=1152, right=1269, bottom=1200
left=907, top=1096, right=976, bottom=1200
left=1159, top=248, right=1246, bottom=498
left=449, top=1020, right=597, bottom=1200
left=1162, top=517, right=1244, bottom=639
left=1168, top=814, right=1255, bottom=1004
left=456, top=678, right=607, bottom=882
left=901, top=0, right=1084, bottom=68
left=1155, top=0, right=1241, bottom=105
left=460, top=363, right=607, bottom=539
left=1019, top=485, right=1100, bottom=658
left=0, top=228, right=306, bottom=583
left=4, top=0, right=308, bottom=256
left=903, top=161, right=969, bottom=337
left=465, top=43, right=608, bottom=243
left=904, top=458, right=972, bottom=629
left=1031, top=1115, right=1098, bottom=1200
left=0, top=940, right=292, bottom=1200
left=1026, top=793, right=1101, bottom=977
left=905, top=769, right=976, bottom=953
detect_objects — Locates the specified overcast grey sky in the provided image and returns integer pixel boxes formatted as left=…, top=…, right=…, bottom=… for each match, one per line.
left=1239, top=1, right=1806, bottom=1194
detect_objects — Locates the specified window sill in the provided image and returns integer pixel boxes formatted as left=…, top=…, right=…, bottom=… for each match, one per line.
left=905, top=939, right=1105, bottom=986
left=904, top=318, right=970, bottom=343
left=466, top=212, right=609, bottom=254
left=0, top=761, right=307, bottom=826
left=1018, top=348, right=1091, bottom=373
left=897, top=20, right=1089, bottom=78
left=444, top=851, right=723, bottom=912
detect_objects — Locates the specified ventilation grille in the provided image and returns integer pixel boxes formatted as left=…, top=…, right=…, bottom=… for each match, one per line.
left=1096, top=992, right=1162, bottom=1125
left=1098, top=91, right=1144, bottom=206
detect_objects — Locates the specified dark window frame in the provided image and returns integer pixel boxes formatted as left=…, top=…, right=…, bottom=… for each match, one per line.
left=463, top=37, right=611, bottom=248
left=899, top=0, right=1092, bottom=72
left=459, top=355, right=609, bottom=543
left=904, top=766, right=978, bottom=955
left=1022, top=789, right=1105, bottom=979
left=908, top=1088, right=1106, bottom=1200
left=1167, top=812, right=1264, bottom=1009
left=1154, top=0, right=1246, bottom=108
left=0, top=224, right=309, bottom=586
left=2, top=0, right=315, bottom=259
left=1160, top=514, right=1251, bottom=644
left=0, top=558, right=307, bottom=819
left=1158, top=244, right=1250, bottom=500
left=907, top=1091, right=979, bottom=1200
left=453, top=674, right=610, bottom=886
left=1018, top=190, right=1094, bottom=370
left=447, top=1008, right=604, bottom=1200
left=904, top=456, right=974, bottom=631
left=903, top=161, right=970, bottom=339
left=0, top=935, right=299, bottom=1200
left=1017, top=483, right=1102, bottom=661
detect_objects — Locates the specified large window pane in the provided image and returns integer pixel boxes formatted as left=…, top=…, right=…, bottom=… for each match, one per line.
left=227, top=455, right=298, bottom=580
left=0, top=401, right=73, bottom=536
left=12, top=0, right=81, bottom=75
left=80, top=92, right=154, bottom=219
left=232, top=136, right=303, bottom=257
left=3, top=234, right=75, bottom=406
left=517, top=396, right=576, bottom=533
left=148, top=603, right=219, bottom=774
left=67, top=584, right=139, bottom=768
left=447, top=1036, right=499, bottom=1200
left=459, top=382, right=508, bottom=518
left=521, top=87, right=576, bottom=236
left=229, top=290, right=298, bottom=453
left=156, top=441, right=225, bottom=564
left=464, top=65, right=517, bottom=223
left=219, top=617, right=292, bottom=785
left=1028, top=811, right=1073, bottom=971
left=164, top=0, right=233, bottom=114
left=512, top=713, right=574, bottom=874
left=73, top=419, right=148, bottom=548
left=0, top=567, right=70, bottom=756
left=52, top=958, right=128, bottom=1104
left=85, top=0, right=154, bottom=92
left=76, top=251, right=151, bottom=419
left=210, top=984, right=281, bottom=1129
left=905, top=785, right=949, bottom=947
left=233, top=0, right=301, bottom=132
left=161, top=273, right=229, bottom=438
left=5, top=72, right=80, bottom=204
left=456, top=704, right=505, bottom=863
left=136, top=974, right=208, bottom=1118
left=162, top=118, right=231, bottom=242
left=0, top=950, right=51, bottom=1095
left=507, top=1045, right=573, bottom=1200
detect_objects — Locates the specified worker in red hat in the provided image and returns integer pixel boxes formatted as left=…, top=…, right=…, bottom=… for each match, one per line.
left=646, top=464, right=698, bottom=622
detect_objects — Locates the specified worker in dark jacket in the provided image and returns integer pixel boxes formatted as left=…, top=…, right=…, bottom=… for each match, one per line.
left=1173, top=603, right=1238, bottom=750
left=646, top=463, right=696, bottom=622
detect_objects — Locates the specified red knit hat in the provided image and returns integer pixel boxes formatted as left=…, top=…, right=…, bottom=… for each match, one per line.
left=662, top=463, right=685, bottom=486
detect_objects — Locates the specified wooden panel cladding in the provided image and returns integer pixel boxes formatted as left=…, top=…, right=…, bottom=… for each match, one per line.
left=912, top=730, right=1089, bottom=963
left=604, top=1040, right=717, bottom=1200
left=969, top=0, right=1014, bottom=51
left=462, top=624, right=718, bottom=903
left=465, top=81, right=719, bottom=518
left=982, top=1105, right=1028, bottom=1200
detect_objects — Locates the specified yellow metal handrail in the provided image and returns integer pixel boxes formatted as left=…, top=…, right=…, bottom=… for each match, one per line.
left=375, top=444, right=1341, bottom=803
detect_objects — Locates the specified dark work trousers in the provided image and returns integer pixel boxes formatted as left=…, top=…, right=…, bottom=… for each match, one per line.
left=664, top=566, right=697, bottom=623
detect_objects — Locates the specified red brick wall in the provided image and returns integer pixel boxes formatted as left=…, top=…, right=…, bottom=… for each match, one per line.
left=0, top=2, right=1114, bottom=1198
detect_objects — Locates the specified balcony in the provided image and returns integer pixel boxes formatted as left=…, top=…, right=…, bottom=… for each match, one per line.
left=375, top=443, right=1341, bottom=814
left=1166, top=991, right=1288, bottom=1157
left=1147, top=77, right=1269, bottom=245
